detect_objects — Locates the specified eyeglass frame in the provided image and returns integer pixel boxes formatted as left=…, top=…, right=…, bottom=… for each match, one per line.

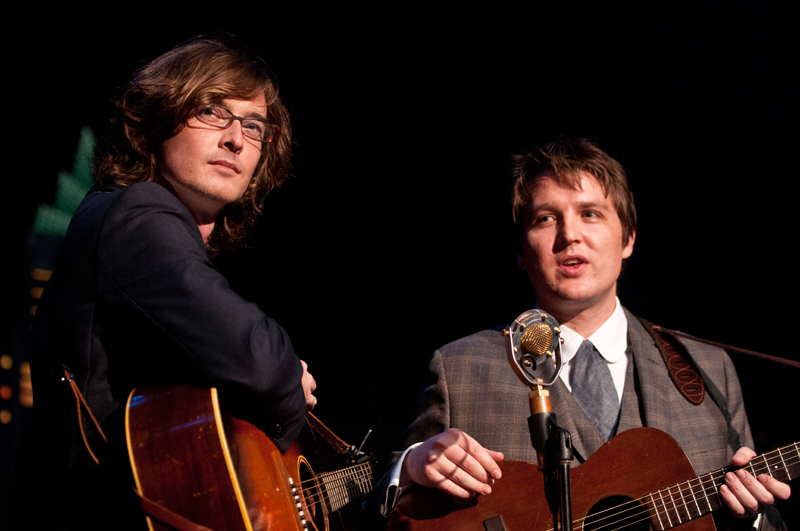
left=195, top=104, right=279, bottom=143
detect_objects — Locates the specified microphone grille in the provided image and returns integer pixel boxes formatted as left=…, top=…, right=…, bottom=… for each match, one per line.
left=520, top=322, right=553, bottom=356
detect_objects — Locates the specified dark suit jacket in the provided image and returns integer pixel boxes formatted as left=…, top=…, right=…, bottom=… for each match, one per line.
left=11, top=182, right=307, bottom=530
left=365, top=309, right=785, bottom=530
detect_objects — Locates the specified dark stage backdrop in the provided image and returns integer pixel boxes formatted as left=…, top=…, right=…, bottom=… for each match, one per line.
left=4, top=3, right=799, bottom=526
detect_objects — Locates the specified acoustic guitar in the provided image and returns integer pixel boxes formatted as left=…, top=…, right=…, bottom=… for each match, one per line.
left=126, top=384, right=374, bottom=531
left=388, top=427, right=798, bottom=531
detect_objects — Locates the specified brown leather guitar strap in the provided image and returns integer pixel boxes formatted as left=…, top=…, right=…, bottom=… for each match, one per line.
left=307, top=410, right=352, bottom=454
left=637, top=318, right=706, bottom=405
left=62, top=367, right=108, bottom=465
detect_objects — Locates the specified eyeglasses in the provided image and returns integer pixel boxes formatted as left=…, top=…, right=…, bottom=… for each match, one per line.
left=195, top=105, right=279, bottom=143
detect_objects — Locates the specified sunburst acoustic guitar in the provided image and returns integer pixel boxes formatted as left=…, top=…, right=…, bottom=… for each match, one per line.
left=126, top=384, right=374, bottom=531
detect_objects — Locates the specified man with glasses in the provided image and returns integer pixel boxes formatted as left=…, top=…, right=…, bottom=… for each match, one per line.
left=11, top=34, right=317, bottom=530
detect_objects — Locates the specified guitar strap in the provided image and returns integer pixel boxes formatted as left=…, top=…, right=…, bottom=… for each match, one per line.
left=636, top=319, right=776, bottom=453
left=636, top=318, right=706, bottom=405
left=307, top=411, right=352, bottom=454
left=62, top=367, right=108, bottom=465
left=637, top=320, right=800, bottom=453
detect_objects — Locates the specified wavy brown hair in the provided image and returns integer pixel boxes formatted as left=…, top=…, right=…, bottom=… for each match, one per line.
left=93, top=33, right=292, bottom=254
left=511, top=137, right=636, bottom=247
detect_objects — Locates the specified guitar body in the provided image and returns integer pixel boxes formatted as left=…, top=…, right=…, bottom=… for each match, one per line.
left=126, top=385, right=368, bottom=531
left=389, top=428, right=716, bottom=531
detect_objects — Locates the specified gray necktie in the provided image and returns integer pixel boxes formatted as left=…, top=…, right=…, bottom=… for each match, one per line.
left=571, top=340, right=620, bottom=441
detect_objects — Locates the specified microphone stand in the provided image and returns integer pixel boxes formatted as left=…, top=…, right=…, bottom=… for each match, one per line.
left=527, top=381, right=573, bottom=531
left=504, top=310, right=573, bottom=531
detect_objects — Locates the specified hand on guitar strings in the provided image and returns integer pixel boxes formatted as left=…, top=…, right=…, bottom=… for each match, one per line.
left=720, top=446, right=792, bottom=519
left=402, top=428, right=504, bottom=499
left=301, top=360, right=317, bottom=410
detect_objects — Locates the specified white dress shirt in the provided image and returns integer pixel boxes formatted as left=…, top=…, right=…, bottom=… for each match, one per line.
left=558, top=297, right=629, bottom=403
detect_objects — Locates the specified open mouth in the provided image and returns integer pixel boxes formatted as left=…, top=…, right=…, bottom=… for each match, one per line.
left=558, top=256, right=587, bottom=274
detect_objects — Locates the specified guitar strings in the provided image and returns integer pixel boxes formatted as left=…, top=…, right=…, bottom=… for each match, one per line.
left=295, top=462, right=375, bottom=514
left=296, top=462, right=374, bottom=491
left=550, top=443, right=798, bottom=531
left=565, top=445, right=799, bottom=531
left=302, top=480, right=371, bottom=514
left=302, top=470, right=373, bottom=509
left=300, top=464, right=373, bottom=500
left=302, top=479, right=373, bottom=515
left=570, top=448, right=799, bottom=531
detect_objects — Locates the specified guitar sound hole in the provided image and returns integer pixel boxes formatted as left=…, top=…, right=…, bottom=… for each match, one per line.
left=584, top=495, right=651, bottom=531
left=298, top=458, right=328, bottom=531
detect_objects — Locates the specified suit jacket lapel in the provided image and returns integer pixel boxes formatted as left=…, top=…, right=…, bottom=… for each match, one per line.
left=549, top=378, right=595, bottom=462
left=528, top=358, right=593, bottom=463
left=624, top=309, right=669, bottom=431
left=616, top=345, right=644, bottom=433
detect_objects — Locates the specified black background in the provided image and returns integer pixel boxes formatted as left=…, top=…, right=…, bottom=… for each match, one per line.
left=4, top=2, right=799, bottom=524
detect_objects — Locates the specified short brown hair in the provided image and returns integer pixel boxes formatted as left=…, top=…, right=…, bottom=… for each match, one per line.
left=92, top=33, right=292, bottom=254
left=511, top=137, right=636, bottom=246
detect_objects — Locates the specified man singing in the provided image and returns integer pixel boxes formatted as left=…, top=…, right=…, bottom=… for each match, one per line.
left=368, top=138, right=790, bottom=530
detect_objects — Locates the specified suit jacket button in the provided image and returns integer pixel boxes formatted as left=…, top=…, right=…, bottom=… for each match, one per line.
left=273, top=424, right=285, bottom=438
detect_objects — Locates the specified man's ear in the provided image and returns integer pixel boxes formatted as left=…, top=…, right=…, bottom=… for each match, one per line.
left=622, top=229, right=636, bottom=259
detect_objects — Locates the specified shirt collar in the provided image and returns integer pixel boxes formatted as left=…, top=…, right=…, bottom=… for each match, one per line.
left=557, top=298, right=628, bottom=365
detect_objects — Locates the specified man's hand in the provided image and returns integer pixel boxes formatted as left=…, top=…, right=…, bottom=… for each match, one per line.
left=301, top=360, right=317, bottom=410
left=401, top=428, right=504, bottom=498
left=720, top=447, right=791, bottom=519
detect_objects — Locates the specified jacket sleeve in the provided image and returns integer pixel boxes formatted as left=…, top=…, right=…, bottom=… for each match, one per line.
left=716, top=354, right=787, bottom=531
left=96, top=183, right=306, bottom=450
left=685, top=340, right=787, bottom=531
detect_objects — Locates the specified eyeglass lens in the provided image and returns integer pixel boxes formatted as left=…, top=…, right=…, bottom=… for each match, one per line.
left=197, top=106, right=274, bottom=142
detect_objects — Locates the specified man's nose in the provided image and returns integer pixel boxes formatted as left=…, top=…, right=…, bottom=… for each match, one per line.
left=557, top=217, right=579, bottom=245
left=221, top=120, right=245, bottom=152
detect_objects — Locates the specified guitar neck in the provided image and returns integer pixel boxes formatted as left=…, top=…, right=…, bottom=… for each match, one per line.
left=645, top=441, right=799, bottom=530
left=317, top=461, right=375, bottom=514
